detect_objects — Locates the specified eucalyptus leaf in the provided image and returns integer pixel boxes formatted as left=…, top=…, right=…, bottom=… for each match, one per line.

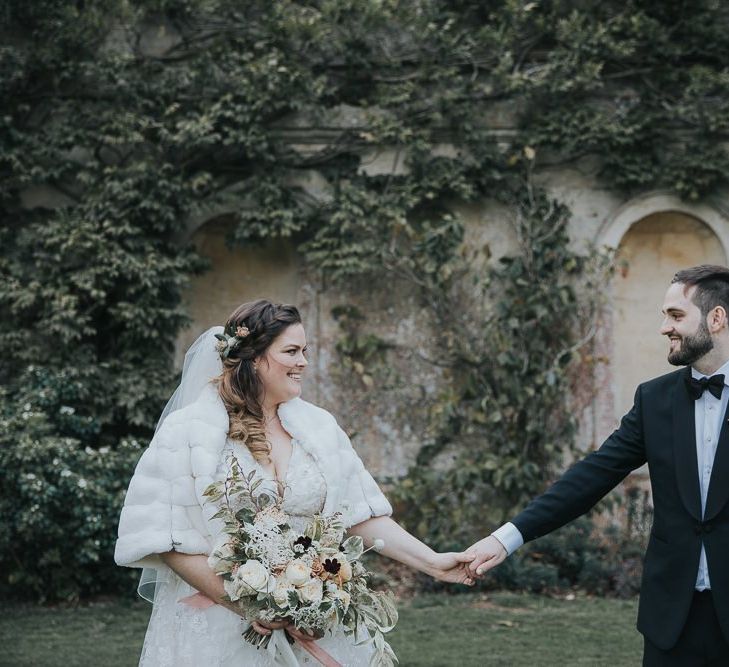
left=341, top=535, right=364, bottom=561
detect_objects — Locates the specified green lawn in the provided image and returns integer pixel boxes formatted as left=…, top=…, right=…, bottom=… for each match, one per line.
left=0, top=593, right=642, bottom=667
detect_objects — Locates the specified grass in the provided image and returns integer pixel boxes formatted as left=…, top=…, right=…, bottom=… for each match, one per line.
left=393, top=593, right=641, bottom=666
left=0, top=593, right=642, bottom=667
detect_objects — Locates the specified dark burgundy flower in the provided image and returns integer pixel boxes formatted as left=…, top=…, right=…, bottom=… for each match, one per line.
left=294, top=536, right=312, bottom=550
left=323, top=558, right=341, bottom=575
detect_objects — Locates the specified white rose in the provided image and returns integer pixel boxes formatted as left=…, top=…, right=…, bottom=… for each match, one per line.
left=337, top=557, right=353, bottom=583
left=216, top=542, right=236, bottom=558
left=285, top=559, right=311, bottom=587
left=223, top=577, right=243, bottom=602
left=298, top=577, right=323, bottom=604
left=207, top=542, right=236, bottom=573
left=236, top=559, right=271, bottom=595
left=273, top=578, right=295, bottom=608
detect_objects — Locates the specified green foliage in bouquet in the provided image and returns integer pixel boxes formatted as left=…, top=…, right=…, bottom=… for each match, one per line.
left=204, top=456, right=399, bottom=665
left=2, top=0, right=729, bottom=599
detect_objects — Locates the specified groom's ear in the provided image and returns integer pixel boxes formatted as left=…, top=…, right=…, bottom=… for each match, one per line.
left=708, top=305, right=728, bottom=332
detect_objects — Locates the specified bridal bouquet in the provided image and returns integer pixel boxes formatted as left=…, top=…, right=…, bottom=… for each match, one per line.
left=203, top=455, right=399, bottom=666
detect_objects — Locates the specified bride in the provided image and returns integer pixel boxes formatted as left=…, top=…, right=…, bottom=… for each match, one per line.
left=115, top=299, right=474, bottom=666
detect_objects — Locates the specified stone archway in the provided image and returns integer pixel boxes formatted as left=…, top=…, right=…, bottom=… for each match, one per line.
left=174, top=219, right=301, bottom=367
left=611, top=212, right=726, bottom=418
left=597, top=192, right=729, bottom=258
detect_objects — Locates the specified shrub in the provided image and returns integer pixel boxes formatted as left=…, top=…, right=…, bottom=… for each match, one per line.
left=488, top=517, right=645, bottom=598
left=0, top=401, right=142, bottom=601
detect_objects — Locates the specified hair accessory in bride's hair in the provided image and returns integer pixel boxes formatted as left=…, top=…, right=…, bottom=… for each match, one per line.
left=214, top=324, right=250, bottom=359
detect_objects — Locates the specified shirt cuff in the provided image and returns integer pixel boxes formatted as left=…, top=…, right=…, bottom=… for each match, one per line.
left=491, top=522, right=524, bottom=556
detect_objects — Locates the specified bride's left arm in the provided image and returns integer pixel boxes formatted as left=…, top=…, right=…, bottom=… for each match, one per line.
left=348, top=516, right=475, bottom=585
left=331, top=420, right=474, bottom=585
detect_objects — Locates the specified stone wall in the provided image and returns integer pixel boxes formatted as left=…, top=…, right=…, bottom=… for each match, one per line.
left=177, top=218, right=448, bottom=478
left=177, top=168, right=729, bottom=480
left=19, top=151, right=729, bottom=482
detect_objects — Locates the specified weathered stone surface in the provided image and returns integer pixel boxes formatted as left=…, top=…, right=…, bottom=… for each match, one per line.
left=17, top=138, right=729, bottom=487
left=176, top=180, right=729, bottom=482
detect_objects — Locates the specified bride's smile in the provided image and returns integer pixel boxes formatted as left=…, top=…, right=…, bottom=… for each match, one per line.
left=254, top=323, right=308, bottom=404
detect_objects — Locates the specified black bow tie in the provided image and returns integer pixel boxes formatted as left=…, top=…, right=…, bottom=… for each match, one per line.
left=685, top=374, right=725, bottom=400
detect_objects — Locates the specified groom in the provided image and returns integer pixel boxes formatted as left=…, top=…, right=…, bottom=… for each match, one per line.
left=468, top=264, right=729, bottom=666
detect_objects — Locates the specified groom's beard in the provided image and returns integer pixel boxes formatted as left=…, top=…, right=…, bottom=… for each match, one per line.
left=667, top=320, right=714, bottom=366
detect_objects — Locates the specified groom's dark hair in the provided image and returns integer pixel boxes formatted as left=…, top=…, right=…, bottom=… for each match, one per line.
left=673, top=264, right=729, bottom=318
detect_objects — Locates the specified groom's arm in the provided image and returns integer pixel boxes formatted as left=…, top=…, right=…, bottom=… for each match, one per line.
left=469, top=384, right=647, bottom=574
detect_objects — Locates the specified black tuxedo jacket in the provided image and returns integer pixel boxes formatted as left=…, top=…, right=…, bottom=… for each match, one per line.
left=512, top=367, right=729, bottom=650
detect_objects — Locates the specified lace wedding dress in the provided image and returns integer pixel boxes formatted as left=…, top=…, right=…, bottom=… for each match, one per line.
left=138, top=438, right=376, bottom=667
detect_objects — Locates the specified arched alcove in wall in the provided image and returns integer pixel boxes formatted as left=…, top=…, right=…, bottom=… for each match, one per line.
left=612, top=211, right=726, bottom=417
left=175, top=219, right=301, bottom=367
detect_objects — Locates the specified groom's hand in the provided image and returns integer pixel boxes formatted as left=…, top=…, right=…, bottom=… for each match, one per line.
left=426, top=551, right=477, bottom=586
left=466, top=536, right=507, bottom=577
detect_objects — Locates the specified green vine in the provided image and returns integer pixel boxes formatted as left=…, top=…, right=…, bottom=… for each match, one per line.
left=391, top=167, right=613, bottom=546
left=331, top=305, right=394, bottom=391
left=1, top=0, right=727, bottom=597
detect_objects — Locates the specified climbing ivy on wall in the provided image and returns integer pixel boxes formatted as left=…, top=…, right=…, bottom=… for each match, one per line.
left=1, top=0, right=728, bottom=598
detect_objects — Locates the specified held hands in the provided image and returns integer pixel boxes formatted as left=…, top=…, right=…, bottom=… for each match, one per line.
left=425, top=551, right=477, bottom=586
left=250, top=618, right=323, bottom=641
left=426, top=536, right=507, bottom=586
left=465, top=535, right=507, bottom=577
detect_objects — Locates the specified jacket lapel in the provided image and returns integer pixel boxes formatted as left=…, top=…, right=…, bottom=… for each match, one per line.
left=673, top=368, right=702, bottom=521
left=704, top=397, right=729, bottom=520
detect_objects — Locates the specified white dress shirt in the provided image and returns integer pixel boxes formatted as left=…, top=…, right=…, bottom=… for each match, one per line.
left=493, top=358, right=729, bottom=591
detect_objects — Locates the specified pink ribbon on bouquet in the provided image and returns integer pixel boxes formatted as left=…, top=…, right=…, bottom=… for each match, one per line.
left=179, top=593, right=343, bottom=667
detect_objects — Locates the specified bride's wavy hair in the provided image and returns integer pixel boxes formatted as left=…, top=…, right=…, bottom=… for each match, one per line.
left=216, top=299, right=302, bottom=464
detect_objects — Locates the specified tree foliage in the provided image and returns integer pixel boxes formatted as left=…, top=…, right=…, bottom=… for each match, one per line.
left=1, top=0, right=728, bottom=598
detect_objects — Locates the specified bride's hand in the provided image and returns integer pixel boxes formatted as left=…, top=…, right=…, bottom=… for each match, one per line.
left=250, top=619, right=323, bottom=642
left=426, top=551, right=476, bottom=586
left=285, top=623, right=324, bottom=642
left=250, top=619, right=289, bottom=636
